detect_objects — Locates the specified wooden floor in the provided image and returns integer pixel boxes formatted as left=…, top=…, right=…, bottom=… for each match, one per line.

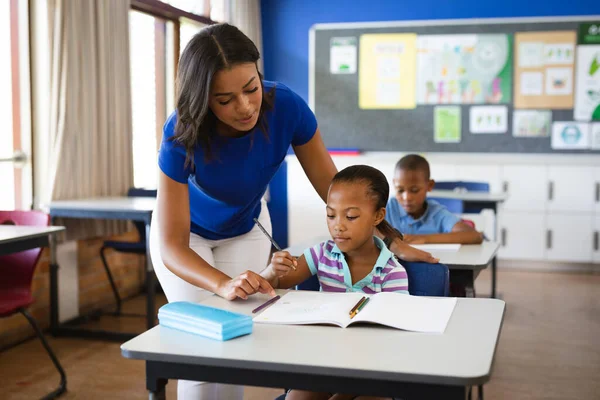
left=1, top=268, right=599, bottom=400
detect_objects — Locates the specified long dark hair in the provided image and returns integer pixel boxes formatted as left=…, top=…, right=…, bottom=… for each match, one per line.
left=173, top=23, right=274, bottom=167
left=331, top=165, right=402, bottom=241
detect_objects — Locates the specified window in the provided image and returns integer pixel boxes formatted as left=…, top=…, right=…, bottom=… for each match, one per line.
left=0, top=0, right=32, bottom=210
left=129, top=1, right=214, bottom=189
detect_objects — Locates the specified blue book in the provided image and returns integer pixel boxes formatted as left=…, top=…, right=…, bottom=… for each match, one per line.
left=158, top=301, right=253, bottom=341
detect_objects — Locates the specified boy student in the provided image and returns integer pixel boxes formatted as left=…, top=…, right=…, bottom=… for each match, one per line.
left=386, top=154, right=483, bottom=245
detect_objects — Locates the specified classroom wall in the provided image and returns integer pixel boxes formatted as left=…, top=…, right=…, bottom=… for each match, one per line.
left=260, top=0, right=599, bottom=102
left=0, top=230, right=145, bottom=350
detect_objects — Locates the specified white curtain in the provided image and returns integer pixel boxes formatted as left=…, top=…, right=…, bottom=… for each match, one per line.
left=44, top=0, right=134, bottom=240
left=228, top=0, right=264, bottom=73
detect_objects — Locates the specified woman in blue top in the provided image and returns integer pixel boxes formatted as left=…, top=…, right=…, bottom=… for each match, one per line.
left=150, top=23, right=436, bottom=399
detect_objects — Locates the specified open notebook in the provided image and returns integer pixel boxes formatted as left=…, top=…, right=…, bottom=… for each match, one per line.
left=253, top=291, right=457, bottom=334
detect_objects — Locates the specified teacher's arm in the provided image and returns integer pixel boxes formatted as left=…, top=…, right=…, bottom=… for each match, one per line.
left=293, top=128, right=338, bottom=203
left=157, top=170, right=275, bottom=300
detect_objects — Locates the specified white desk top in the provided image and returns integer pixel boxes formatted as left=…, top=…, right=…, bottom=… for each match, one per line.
left=0, top=225, right=65, bottom=245
left=428, top=190, right=508, bottom=203
left=285, top=239, right=499, bottom=270
left=121, top=291, right=505, bottom=386
left=49, top=197, right=156, bottom=212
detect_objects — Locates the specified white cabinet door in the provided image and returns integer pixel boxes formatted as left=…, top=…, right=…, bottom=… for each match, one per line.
left=593, top=167, right=600, bottom=214
left=455, top=165, right=502, bottom=193
left=500, top=165, right=548, bottom=212
left=429, top=162, right=458, bottom=182
left=497, top=211, right=546, bottom=260
left=593, top=217, right=600, bottom=263
left=547, top=166, right=595, bottom=212
left=546, top=214, right=593, bottom=263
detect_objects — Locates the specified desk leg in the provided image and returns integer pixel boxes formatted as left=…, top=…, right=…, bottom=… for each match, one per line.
left=147, top=361, right=167, bottom=400
left=145, top=222, right=156, bottom=330
left=449, top=270, right=475, bottom=298
left=49, top=233, right=60, bottom=335
left=491, top=204, right=498, bottom=300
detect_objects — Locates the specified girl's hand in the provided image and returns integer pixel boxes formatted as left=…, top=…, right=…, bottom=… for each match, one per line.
left=269, top=251, right=298, bottom=277
left=217, top=270, right=276, bottom=300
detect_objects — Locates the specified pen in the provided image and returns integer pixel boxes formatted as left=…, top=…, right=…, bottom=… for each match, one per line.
left=252, top=295, right=281, bottom=314
left=348, top=296, right=366, bottom=317
left=253, top=218, right=296, bottom=270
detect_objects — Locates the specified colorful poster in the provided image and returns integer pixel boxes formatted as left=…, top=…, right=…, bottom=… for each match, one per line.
left=359, top=33, right=417, bottom=109
left=514, top=31, right=576, bottom=109
left=574, top=23, right=600, bottom=121
left=551, top=122, right=590, bottom=149
left=434, top=106, right=461, bottom=143
left=330, top=37, right=357, bottom=74
left=416, top=34, right=512, bottom=105
left=469, top=106, right=508, bottom=134
left=512, top=110, right=552, bottom=137
left=591, top=123, right=600, bottom=149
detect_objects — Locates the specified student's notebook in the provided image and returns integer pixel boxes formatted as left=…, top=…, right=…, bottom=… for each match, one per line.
left=253, top=291, right=456, bottom=334
left=158, top=301, right=253, bottom=341
left=411, top=244, right=461, bottom=252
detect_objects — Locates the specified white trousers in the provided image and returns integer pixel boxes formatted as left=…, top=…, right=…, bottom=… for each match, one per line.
left=150, top=200, right=272, bottom=399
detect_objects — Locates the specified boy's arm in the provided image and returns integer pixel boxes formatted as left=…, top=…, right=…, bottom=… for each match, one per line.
left=404, top=221, right=484, bottom=244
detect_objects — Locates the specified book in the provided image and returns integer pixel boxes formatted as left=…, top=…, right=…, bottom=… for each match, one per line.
left=410, top=244, right=461, bottom=252
left=253, top=291, right=456, bottom=334
left=158, top=301, right=253, bottom=341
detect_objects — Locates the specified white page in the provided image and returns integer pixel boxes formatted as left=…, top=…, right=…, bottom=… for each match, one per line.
left=253, top=291, right=363, bottom=327
left=352, top=292, right=457, bottom=333
left=410, top=244, right=461, bottom=252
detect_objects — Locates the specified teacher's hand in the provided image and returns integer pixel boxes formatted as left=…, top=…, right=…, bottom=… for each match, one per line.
left=217, top=270, right=276, bottom=301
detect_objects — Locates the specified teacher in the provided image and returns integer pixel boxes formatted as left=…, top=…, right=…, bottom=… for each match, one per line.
left=149, top=23, right=436, bottom=399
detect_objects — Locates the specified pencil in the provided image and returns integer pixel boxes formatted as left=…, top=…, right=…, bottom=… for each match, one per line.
left=253, top=218, right=296, bottom=270
left=348, top=296, right=366, bottom=317
left=252, top=295, right=281, bottom=314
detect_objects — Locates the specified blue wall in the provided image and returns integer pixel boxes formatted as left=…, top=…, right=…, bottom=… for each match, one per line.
left=261, top=0, right=599, bottom=102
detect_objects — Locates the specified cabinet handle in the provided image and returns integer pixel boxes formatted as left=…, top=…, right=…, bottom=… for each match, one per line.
left=546, top=230, right=552, bottom=249
left=548, top=181, right=554, bottom=201
left=596, top=183, right=600, bottom=203
left=502, top=181, right=509, bottom=193
left=501, top=228, right=506, bottom=247
left=595, top=231, right=599, bottom=251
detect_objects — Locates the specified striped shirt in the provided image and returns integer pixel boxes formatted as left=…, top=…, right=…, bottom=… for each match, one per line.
left=303, top=236, right=409, bottom=295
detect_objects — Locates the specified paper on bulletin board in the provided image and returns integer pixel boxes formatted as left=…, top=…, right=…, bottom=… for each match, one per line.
left=512, top=110, right=552, bottom=137
left=359, top=33, right=417, bottom=109
left=551, top=122, right=590, bottom=149
left=416, top=34, right=512, bottom=105
left=514, top=31, right=576, bottom=109
left=574, top=23, right=600, bottom=121
left=330, top=37, right=357, bottom=74
left=591, top=123, right=600, bottom=149
left=434, top=106, right=461, bottom=143
left=469, top=106, right=508, bottom=134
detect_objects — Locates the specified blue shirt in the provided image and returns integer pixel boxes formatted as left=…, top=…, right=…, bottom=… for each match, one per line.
left=385, top=198, right=461, bottom=235
left=158, top=81, right=317, bottom=240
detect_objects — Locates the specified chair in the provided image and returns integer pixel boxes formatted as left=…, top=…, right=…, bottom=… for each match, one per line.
left=297, top=261, right=449, bottom=297
left=0, top=210, right=67, bottom=399
left=428, top=196, right=464, bottom=214
left=433, top=181, right=490, bottom=214
left=99, top=188, right=156, bottom=315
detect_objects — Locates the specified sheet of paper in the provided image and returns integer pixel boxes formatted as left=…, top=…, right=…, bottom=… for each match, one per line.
left=545, top=67, right=573, bottom=95
left=416, top=34, right=512, bottom=105
left=330, top=37, right=357, bottom=74
left=353, top=292, right=457, bottom=334
left=551, top=122, right=591, bottom=149
left=359, top=33, right=417, bottom=109
left=434, top=106, right=461, bottom=143
left=574, top=45, right=600, bottom=121
left=410, top=244, right=461, bottom=252
left=469, top=105, right=508, bottom=134
left=520, top=72, right=544, bottom=96
left=512, top=110, right=552, bottom=137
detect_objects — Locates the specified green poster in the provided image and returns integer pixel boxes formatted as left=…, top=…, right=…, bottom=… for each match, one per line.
left=579, top=23, right=600, bottom=45
left=434, top=106, right=462, bottom=143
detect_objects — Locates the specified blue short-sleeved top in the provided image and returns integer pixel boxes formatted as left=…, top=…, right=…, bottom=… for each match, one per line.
left=158, top=81, right=317, bottom=240
left=385, top=198, right=461, bottom=235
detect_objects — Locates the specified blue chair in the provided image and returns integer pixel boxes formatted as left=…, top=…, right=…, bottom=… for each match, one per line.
left=427, top=196, right=464, bottom=214
left=99, top=187, right=157, bottom=315
left=434, top=181, right=490, bottom=214
left=296, top=261, right=449, bottom=297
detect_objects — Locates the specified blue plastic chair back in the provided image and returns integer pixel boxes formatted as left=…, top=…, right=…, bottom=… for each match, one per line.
left=296, top=261, right=449, bottom=297
left=434, top=181, right=490, bottom=192
left=428, top=197, right=464, bottom=214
